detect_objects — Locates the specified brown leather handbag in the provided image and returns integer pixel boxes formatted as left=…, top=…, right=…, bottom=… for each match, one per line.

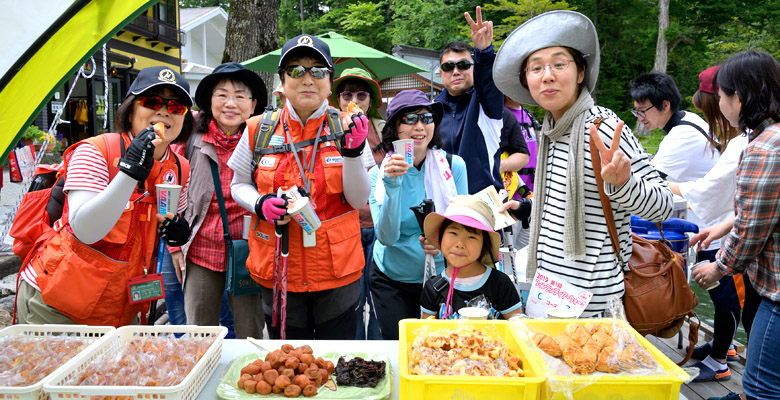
left=590, top=119, right=699, bottom=365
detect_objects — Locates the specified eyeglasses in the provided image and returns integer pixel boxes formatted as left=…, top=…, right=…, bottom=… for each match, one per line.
left=212, top=92, right=252, bottom=104
left=631, top=104, right=655, bottom=118
left=400, top=112, right=435, bottom=125
left=284, top=65, right=331, bottom=79
left=524, top=59, right=575, bottom=77
left=136, top=95, right=189, bottom=115
left=440, top=60, right=474, bottom=72
left=339, top=91, right=369, bottom=102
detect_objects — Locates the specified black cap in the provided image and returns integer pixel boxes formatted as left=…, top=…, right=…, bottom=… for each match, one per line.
left=126, top=66, right=193, bottom=107
left=195, top=62, right=268, bottom=114
left=279, top=34, right=333, bottom=69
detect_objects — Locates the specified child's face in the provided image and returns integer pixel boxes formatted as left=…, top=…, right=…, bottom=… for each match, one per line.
left=440, top=222, right=484, bottom=268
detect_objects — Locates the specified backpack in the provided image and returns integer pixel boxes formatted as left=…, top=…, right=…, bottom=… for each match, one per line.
left=9, top=133, right=183, bottom=266
left=249, top=106, right=348, bottom=173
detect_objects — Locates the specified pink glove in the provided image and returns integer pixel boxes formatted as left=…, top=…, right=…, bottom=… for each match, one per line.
left=341, top=114, right=368, bottom=157
left=255, top=194, right=288, bottom=223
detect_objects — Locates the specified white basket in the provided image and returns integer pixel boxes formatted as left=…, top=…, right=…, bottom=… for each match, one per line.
left=43, top=325, right=227, bottom=400
left=0, top=324, right=115, bottom=400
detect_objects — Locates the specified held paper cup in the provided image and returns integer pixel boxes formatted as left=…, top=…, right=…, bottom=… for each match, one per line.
left=393, top=139, right=414, bottom=165
left=287, top=197, right=321, bottom=233
left=691, top=261, right=720, bottom=290
left=156, top=184, right=182, bottom=216
left=458, top=307, right=489, bottom=320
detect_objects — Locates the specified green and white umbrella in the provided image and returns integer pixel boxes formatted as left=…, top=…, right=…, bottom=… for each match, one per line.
left=242, top=32, right=426, bottom=81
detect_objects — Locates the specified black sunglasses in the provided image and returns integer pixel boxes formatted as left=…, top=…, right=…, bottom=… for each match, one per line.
left=440, top=60, right=474, bottom=72
left=284, top=65, right=330, bottom=79
left=136, top=95, right=189, bottom=115
left=400, top=112, right=435, bottom=125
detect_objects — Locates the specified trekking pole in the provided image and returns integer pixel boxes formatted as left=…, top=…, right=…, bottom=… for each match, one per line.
left=147, top=238, right=165, bottom=325
left=410, top=199, right=436, bottom=282
left=272, top=224, right=282, bottom=332
left=280, top=223, right=289, bottom=340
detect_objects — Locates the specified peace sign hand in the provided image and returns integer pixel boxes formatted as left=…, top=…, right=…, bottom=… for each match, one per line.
left=465, top=6, right=493, bottom=51
left=590, top=120, right=631, bottom=188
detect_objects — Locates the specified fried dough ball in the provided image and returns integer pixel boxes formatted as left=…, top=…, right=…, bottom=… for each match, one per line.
left=284, top=384, right=302, bottom=398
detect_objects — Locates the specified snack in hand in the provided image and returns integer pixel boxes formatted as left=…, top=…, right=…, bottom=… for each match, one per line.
left=154, top=122, right=165, bottom=140
left=347, top=101, right=363, bottom=116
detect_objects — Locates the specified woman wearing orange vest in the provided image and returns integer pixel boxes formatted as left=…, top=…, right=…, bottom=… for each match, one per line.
left=15, top=66, right=193, bottom=327
left=228, top=35, right=370, bottom=339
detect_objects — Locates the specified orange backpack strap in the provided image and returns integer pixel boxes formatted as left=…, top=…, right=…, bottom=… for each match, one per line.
left=81, top=132, right=129, bottom=181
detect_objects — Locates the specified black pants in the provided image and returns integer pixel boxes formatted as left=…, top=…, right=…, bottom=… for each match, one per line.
left=263, top=300, right=360, bottom=340
left=368, top=261, right=424, bottom=340
left=742, top=273, right=761, bottom=341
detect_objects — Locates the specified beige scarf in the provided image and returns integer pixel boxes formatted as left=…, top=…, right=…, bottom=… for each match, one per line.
left=527, top=89, right=594, bottom=278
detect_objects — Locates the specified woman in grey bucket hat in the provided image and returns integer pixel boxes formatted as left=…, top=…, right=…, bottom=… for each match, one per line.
left=495, top=11, right=673, bottom=317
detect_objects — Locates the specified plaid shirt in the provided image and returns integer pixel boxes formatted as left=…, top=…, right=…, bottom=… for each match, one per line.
left=718, top=118, right=780, bottom=302
left=187, top=133, right=248, bottom=272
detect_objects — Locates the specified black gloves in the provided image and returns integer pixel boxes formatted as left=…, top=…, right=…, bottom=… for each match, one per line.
left=118, top=126, right=157, bottom=183
left=160, top=214, right=191, bottom=246
left=508, top=198, right=533, bottom=229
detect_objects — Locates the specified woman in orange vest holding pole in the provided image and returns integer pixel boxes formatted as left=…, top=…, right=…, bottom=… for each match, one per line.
left=228, top=35, right=370, bottom=339
left=16, top=66, right=193, bottom=327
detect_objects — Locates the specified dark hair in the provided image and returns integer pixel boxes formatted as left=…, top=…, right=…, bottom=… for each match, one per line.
left=438, top=219, right=493, bottom=264
left=518, top=47, right=587, bottom=92
left=692, top=89, right=738, bottom=153
left=114, top=92, right=194, bottom=145
left=195, top=78, right=258, bottom=134
left=439, top=41, right=474, bottom=63
left=277, top=49, right=334, bottom=87
left=629, top=71, right=682, bottom=113
left=380, top=107, right=443, bottom=152
left=717, top=50, right=780, bottom=132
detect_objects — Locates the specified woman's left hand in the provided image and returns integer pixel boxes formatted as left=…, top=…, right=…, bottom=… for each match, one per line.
left=465, top=6, right=493, bottom=51
left=691, top=261, right=724, bottom=289
left=419, top=235, right=440, bottom=256
left=590, top=120, right=631, bottom=187
left=384, top=154, right=410, bottom=178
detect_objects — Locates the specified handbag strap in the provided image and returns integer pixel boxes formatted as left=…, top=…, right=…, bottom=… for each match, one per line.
left=208, top=158, right=233, bottom=247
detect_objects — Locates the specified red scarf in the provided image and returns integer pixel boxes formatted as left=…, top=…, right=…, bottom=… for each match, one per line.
left=209, top=119, right=241, bottom=150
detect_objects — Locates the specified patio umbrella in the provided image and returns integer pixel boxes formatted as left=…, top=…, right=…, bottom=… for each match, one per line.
left=0, top=0, right=157, bottom=164
left=242, top=32, right=426, bottom=81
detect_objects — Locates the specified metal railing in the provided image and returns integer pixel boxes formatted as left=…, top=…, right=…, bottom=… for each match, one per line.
left=126, top=14, right=182, bottom=46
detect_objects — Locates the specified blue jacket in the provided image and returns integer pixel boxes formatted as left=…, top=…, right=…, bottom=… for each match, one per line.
left=369, top=152, right=468, bottom=284
left=435, top=45, right=504, bottom=194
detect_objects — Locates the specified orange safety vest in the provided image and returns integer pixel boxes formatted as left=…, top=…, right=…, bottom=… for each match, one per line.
left=30, top=132, right=190, bottom=327
left=245, top=109, right=363, bottom=292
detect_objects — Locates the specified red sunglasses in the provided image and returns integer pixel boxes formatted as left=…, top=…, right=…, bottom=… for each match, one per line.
left=136, top=95, right=189, bottom=115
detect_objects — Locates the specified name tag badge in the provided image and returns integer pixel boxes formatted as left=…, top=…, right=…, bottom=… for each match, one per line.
left=324, top=156, right=343, bottom=165
left=259, top=157, right=276, bottom=168
left=127, top=273, right=165, bottom=304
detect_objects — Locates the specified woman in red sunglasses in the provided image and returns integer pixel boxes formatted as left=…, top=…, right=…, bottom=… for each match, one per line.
left=16, top=66, right=194, bottom=327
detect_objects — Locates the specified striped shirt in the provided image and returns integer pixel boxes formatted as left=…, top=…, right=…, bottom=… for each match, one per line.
left=536, top=106, right=673, bottom=316
left=21, top=142, right=189, bottom=290
left=718, top=119, right=780, bottom=302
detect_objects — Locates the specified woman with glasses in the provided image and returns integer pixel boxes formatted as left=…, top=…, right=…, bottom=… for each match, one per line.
left=228, top=35, right=370, bottom=339
left=158, top=62, right=267, bottom=338
left=329, top=67, right=385, bottom=340
left=367, top=89, right=468, bottom=339
left=493, top=11, right=673, bottom=317
left=16, top=66, right=194, bottom=326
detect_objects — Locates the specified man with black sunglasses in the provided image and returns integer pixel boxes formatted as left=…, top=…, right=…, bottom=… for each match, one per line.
left=435, top=6, right=504, bottom=195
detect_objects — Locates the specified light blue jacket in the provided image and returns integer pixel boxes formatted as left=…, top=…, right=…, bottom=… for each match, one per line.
left=369, top=151, right=468, bottom=283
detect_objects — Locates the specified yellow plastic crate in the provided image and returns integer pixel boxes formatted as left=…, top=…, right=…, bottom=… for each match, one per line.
left=518, top=319, right=689, bottom=400
left=398, top=319, right=545, bottom=400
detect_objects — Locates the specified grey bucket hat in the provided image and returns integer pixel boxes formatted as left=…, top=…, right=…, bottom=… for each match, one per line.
left=493, top=10, right=600, bottom=106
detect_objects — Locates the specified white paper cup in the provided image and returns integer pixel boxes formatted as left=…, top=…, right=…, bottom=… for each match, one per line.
left=393, top=139, right=414, bottom=165
left=546, top=307, right=579, bottom=319
left=458, top=307, right=489, bottom=320
left=691, top=261, right=720, bottom=290
left=156, top=184, right=182, bottom=215
left=287, top=197, right=321, bottom=233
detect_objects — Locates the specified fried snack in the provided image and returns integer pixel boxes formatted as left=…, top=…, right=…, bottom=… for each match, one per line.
left=154, top=122, right=165, bottom=140
left=565, top=323, right=592, bottom=346
left=0, top=336, right=88, bottom=387
left=591, top=330, right=617, bottom=349
left=553, top=333, right=580, bottom=356
left=595, top=345, right=619, bottom=373
left=347, top=101, right=363, bottom=115
left=238, top=344, right=332, bottom=397
left=583, top=321, right=601, bottom=335
left=533, top=333, right=562, bottom=357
